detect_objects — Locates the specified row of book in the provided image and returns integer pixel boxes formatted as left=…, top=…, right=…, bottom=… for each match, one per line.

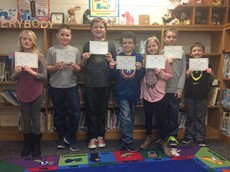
left=0, top=58, right=11, bottom=82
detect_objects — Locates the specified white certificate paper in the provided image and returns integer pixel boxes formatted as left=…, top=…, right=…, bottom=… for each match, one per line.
left=164, top=46, right=183, bottom=59
left=146, top=55, right=166, bottom=69
left=116, top=56, right=136, bottom=70
left=90, top=41, right=108, bottom=55
left=56, top=49, right=76, bottom=64
left=189, top=58, right=209, bottom=71
left=15, top=52, right=38, bottom=68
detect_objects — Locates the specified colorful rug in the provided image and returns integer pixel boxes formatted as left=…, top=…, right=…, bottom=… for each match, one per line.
left=0, top=146, right=230, bottom=172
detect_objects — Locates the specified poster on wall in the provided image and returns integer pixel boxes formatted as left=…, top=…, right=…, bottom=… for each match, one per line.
left=17, top=0, right=50, bottom=21
left=89, top=0, right=119, bottom=17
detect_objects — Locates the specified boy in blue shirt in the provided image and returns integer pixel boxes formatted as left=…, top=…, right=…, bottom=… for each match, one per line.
left=109, top=31, right=144, bottom=152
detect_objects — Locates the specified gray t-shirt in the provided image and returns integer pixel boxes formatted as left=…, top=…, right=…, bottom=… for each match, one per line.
left=46, top=45, right=81, bottom=88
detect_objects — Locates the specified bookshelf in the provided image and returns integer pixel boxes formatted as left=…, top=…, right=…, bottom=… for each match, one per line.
left=0, top=24, right=225, bottom=141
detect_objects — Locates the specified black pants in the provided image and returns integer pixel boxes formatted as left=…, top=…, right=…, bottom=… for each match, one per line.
left=184, top=98, right=207, bottom=142
left=143, top=95, right=169, bottom=141
left=84, top=87, right=111, bottom=141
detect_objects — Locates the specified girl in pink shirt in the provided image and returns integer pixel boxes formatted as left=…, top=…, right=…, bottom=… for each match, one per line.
left=140, top=36, right=173, bottom=157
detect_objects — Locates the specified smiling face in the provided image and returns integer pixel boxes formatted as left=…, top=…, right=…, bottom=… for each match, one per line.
left=190, top=46, right=204, bottom=58
left=91, top=21, right=106, bottom=41
left=121, top=38, right=135, bottom=55
left=146, top=40, right=159, bottom=55
left=56, top=28, right=72, bottom=47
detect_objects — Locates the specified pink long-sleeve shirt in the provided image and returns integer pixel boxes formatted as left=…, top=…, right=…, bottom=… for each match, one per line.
left=140, top=61, right=173, bottom=102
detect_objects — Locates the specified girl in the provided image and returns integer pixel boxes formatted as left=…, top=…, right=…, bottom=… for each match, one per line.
left=11, top=30, right=47, bottom=157
left=140, top=36, right=173, bottom=157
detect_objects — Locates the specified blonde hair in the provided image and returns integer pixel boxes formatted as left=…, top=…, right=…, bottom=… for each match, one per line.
left=18, top=30, right=43, bottom=61
left=145, top=36, right=160, bottom=55
left=143, top=36, right=160, bottom=67
left=164, top=28, right=179, bottom=37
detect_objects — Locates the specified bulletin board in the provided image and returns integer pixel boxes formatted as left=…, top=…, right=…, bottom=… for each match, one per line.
left=17, top=0, right=50, bottom=21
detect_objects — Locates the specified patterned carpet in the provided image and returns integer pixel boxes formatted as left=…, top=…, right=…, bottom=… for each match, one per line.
left=0, top=140, right=230, bottom=172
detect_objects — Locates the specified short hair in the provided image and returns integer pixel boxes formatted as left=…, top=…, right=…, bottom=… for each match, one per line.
left=120, top=31, right=136, bottom=44
left=164, top=28, right=179, bottom=37
left=190, top=42, right=205, bottom=52
left=57, top=24, right=71, bottom=33
left=90, top=17, right=107, bottom=30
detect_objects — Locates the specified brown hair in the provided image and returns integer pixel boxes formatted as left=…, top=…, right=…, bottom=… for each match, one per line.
left=164, top=28, right=179, bottom=37
left=57, top=24, right=72, bottom=34
left=120, top=31, right=136, bottom=45
left=190, top=42, right=205, bottom=52
left=90, top=17, right=107, bottom=30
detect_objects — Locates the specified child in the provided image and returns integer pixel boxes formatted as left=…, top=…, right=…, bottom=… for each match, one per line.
left=163, top=28, right=186, bottom=146
left=182, top=42, right=215, bottom=147
left=140, top=36, right=173, bottom=157
left=109, top=31, right=144, bottom=152
left=46, top=24, right=81, bottom=151
left=11, top=30, right=47, bottom=157
left=80, top=17, right=117, bottom=149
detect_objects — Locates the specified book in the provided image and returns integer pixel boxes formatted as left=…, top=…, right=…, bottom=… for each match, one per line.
left=208, top=87, right=219, bottom=106
left=0, top=90, right=19, bottom=106
left=222, top=89, right=230, bottom=108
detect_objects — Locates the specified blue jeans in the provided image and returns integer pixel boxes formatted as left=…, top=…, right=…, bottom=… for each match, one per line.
left=50, top=86, right=80, bottom=142
left=118, top=100, right=136, bottom=143
left=167, top=93, right=180, bottom=137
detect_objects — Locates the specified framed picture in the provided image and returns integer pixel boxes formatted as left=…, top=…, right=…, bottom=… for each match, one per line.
left=50, top=12, right=64, bottom=24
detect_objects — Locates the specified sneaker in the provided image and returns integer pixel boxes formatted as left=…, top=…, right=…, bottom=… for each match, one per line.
left=197, top=141, right=206, bottom=147
left=88, top=138, right=97, bottom=149
left=64, top=137, right=80, bottom=151
left=70, top=142, right=80, bottom=152
left=182, top=138, right=191, bottom=144
left=121, top=142, right=139, bottom=152
left=97, top=136, right=106, bottom=148
left=167, top=136, right=178, bottom=146
left=64, top=137, right=70, bottom=145
left=56, top=139, right=65, bottom=149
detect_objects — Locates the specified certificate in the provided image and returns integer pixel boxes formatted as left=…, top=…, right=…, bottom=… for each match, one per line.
left=189, top=58, right=209, bottom=71
left=146, top=55, right=166, bottom=69
left=116, top=56, right=136, bottom=70
left=56, top=49, right=76, bottom=64
left=15, top=52, right=38, bottom=68
left=90, top=41, right=108, bottom=55
left=164, top=46, right=183, bottom=59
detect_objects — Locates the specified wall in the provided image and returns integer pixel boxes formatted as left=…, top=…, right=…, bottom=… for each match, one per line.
left=0, top=0, right=169, bottom=24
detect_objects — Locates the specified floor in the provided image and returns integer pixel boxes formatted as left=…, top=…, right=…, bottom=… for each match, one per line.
left=0, top=139, right=229, bottom=161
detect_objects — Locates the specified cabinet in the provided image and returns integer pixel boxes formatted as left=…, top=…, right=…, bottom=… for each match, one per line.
left=0, top=24, right=225, bottom=142
left=172, top=0, right=229, bottom=25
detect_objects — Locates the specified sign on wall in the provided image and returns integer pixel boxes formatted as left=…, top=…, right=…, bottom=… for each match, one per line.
left=89, top=0, right=119, bottom=17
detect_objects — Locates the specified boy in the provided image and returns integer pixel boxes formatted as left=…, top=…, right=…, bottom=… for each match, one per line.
left=46, top=24, right=81, bottom=152
left=109, top=31, right=144, bottom=152
left=182, top=42, right=215, bottom=147
left=163, top=28, right=186, bottom=146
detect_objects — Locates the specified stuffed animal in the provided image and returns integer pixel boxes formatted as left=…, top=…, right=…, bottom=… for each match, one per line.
left=212, top=0, right=222, bottom=5
left=122, top=11, right=134, bottom=25
left=162, top=13, right=174, bottom=24
left=83, top=9, right=91, bottom=24
left=212, top=13, right=221, bottom=25
left=195, top=10, right=207, bottom=24
left=67, top=6, right=81, bottom=24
